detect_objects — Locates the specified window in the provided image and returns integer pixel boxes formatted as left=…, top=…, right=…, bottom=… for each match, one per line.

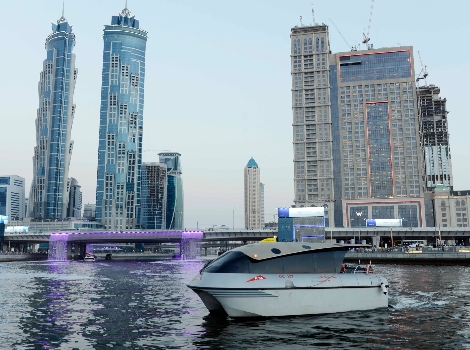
left=109, top=93, right=118, bottom=124
left=110, top=55, right=119, bottom=85
left=120, top=65, right=130, bottom=94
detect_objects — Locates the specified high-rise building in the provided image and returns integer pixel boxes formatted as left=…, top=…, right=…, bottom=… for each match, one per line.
left=244, top=158, right=263, bottom=229
left=95, top=5, right=148, bottom=230
left=158, top=152, right=183, bottom=230
left=141, top=163, right=167, bottom=229
left=67, top=178, right=82, bottom=218
left=291, top=23, right=425, bottom=228
left=0, top=176, right=25, bottom=220
left=83, top=204, right=96, bottom=221
left=417, top=85, right=452, bottom=191
left=30, top=11, right=77, bottom=219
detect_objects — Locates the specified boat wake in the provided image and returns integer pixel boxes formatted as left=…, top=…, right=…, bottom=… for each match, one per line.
left=389, top=293, right=448, bottom=310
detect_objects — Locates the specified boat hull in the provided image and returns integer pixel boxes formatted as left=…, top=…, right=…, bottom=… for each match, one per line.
left=188, top=273, right=388, bottom=318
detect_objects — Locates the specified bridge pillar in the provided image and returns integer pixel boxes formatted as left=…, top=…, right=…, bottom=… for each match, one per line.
left=372, top=236, right=380, bottom=249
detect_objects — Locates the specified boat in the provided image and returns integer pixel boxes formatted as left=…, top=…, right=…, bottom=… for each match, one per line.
left=187, top=242, right=389, bottom=318
left=84, top=253, right=96, bottom=262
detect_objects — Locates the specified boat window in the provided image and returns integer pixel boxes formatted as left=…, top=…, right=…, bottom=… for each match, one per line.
left=313, top=251, right=339, bottom=273
left=251, top=257, right=284, bottom=274
left=283, top=253, right=315, bottom=273
left=271, top=248, right=281, bottom=254
left=204, top=251, right=250, bottom=273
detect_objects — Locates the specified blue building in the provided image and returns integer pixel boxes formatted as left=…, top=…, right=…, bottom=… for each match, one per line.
left=158, top=152, right=184, bottom=230
left=95, top=5, right=148, bottom=230
left=30, top=11, right=77, bottom=219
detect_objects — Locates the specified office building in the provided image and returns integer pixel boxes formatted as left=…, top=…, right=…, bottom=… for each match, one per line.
left=83, top=204, right=96, bottom=221
left=417, top=85, right=453, bottom=191
left=141, top=163, right=167, bottom=229
left=291, top=23, right=424, bottom=227
left=0, top=176, right=26, bottom=219
left=244, top=158, right=263, bottom=229
left=95, top=5, right=148, bottom=230
left=158, top=152, right=183, bottom=230
left=67, top=178, right=82, bottom=218
left=30, top=11, right=77, bottom=219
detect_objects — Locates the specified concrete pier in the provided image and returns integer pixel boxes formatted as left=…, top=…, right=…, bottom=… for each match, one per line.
left=345, top=251, right=470, bottom=265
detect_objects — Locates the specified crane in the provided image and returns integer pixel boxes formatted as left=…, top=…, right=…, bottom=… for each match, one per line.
left=329, top=18, right=357, bottom=51
left=362, top=0, right=375, bottom=49
left=416, top=51, right=428, bottom=86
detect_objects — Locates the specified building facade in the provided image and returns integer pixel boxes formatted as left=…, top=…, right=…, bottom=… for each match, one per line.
left=417, top=85, right=453, bottom=191
left=0, top=176, right=26, bottom=219
left=432, top=186, right=469, bottom=228
left=30, top=13, right=77, bottom=220
left=95, top=5, right=147, bottom=230
left=158, top=153, right=183, bottom=230
left=141, top=163, right=167, bottom=229
left=291, top=24, right=425, bottom=227
left=67, top=177, right=82, bottom=218
left=244, top=158, right=263, bottom=229
left=83, top=204, right=96, bottom=221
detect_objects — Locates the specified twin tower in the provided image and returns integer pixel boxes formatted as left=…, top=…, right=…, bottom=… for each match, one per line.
left=29, top=6, right=182, bottom=230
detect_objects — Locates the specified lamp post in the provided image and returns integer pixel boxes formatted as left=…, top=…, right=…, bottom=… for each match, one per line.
left=233, top=207, right=235, bottom=230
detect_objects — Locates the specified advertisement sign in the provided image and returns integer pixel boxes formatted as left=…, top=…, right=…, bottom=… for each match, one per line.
left=366, top=219, right=402, bottom=227
left=5, top=226, right=29, bottom=233
left=278, top=207, right=325, bottom=218
left=0, top=215, right=8, bottom=224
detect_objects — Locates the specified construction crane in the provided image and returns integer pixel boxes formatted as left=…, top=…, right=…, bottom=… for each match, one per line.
left=362, top=0, right=375, bottom=49
left=329, top=18, right=357, bottom=51
left=416, top=51, right=428, bottom=86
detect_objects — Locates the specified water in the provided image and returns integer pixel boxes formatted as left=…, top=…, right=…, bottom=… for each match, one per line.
left=0, top=260, right=469, bottom=349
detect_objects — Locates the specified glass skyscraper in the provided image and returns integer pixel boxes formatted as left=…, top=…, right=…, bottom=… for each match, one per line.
left=158, top=153, right=184, bottom=230
left=291, top=23, right=425, bottom=228
left=30, top=13, right=77, bottom=219
left=95, top=6, right=148, bottom=230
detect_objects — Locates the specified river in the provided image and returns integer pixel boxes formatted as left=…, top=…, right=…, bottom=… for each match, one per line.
left=0, top=259, right=469, bottom=349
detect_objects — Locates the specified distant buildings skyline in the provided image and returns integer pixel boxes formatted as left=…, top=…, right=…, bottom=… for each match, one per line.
left=29, top=13, right=77, bottom=219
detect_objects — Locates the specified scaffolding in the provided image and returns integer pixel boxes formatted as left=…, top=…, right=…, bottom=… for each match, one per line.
left=417, top=85, right=453, bottom=191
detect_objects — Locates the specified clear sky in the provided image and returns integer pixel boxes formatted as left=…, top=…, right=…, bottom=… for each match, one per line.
left=1, top=0, right=468, bottom=229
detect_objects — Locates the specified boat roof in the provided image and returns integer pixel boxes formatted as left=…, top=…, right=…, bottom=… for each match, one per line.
left=230, top=242, right=366, bottom=261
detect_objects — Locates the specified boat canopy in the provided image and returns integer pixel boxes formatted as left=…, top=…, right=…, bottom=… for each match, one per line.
left=230, top=242, right=366, bottom=261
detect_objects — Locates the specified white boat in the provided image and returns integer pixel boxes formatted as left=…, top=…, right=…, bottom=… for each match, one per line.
left=84, top=253, right=96, bottom=262
left=187, top=242, right=389, bottom=318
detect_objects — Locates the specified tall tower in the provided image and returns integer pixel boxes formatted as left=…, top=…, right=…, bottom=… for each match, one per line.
left=329, top=46, right=424, bottom=228
left=30, top=11, right=77, bottom=219
left=417, top=85, right=453, bottom=191
left=290, top=24, right=334, bottom=221
left=95, top=5, right=148, bottom=230
left=158, top=152, right=184, bottom=230
left=244, top=158, right=262, bottom=229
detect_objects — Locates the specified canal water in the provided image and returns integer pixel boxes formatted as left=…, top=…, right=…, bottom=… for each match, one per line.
left=0, top=259, right=469, bottom=349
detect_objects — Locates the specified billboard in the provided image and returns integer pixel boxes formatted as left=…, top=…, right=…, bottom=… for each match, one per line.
left=5, top=226, right=29, bottom=233
left=366, top=219, right=402, bottom=227
left=278, top=207, right=325, bottom=218
left=0, top=215, right=8, bottom=224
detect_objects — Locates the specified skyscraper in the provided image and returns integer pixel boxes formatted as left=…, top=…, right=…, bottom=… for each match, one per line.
left=30, top=11, right=77, bottom=219
left=67, top=177, right=82, bottom=218
left=0, top=176, right=25, bottom=219
left=417, top=85, right=453, bottom=191
left=244, top=158, right=263, bottom=229
left=158, top=152, right=184, bottom=230
left=141, top=163, right=167, bottom=229
left=95, top=5, right=148, bottom=230
left=291, top=23, right=425, bottom=228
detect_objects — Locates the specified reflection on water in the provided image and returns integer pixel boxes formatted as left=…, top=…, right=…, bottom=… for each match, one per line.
left=0, top=260, right=469, bottom=349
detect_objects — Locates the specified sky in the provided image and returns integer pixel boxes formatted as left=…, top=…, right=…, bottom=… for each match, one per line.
left=0, top=0, right=469, bottom=229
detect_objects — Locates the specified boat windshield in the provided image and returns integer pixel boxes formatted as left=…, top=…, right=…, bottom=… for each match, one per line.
left=204, top=250, right=346, bottom=274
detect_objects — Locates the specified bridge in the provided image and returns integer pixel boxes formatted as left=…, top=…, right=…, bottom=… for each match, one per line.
left=3, top=226, right=470, bottom=247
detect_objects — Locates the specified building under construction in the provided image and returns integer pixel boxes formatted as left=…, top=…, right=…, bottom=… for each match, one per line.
left=417, top=85, right=453, bottom=191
